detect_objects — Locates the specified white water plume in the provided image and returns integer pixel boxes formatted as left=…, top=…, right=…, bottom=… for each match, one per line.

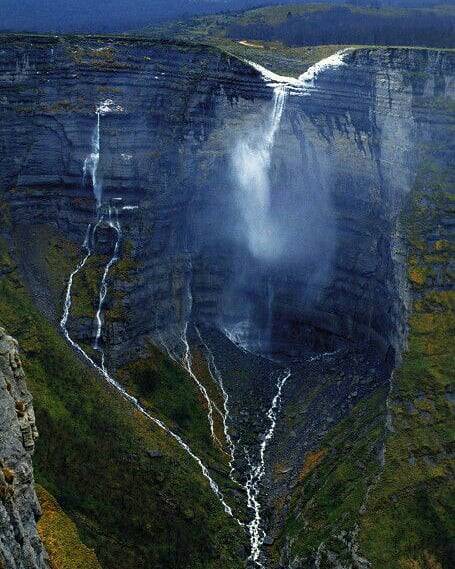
left=245, top=60, right=301, bottom=87
left=93, top=207, right=121, bottom=354
left=232, top=83, right=288, bottom=260
left=83, top=100, right=124, bottom=209
left=247, top=49, right=348, bottom=92
left=233, top=51, right=347, bottom=263
left=298, top=50, right=347, bottom=86
left=245, top=369, right=291, bottom=568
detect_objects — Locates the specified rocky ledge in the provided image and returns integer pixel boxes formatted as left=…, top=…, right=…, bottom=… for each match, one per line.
left=0, top=327, right=48, bottom=569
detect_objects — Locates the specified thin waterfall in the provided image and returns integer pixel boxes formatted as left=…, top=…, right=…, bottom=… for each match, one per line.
left=61, top=292, right=239, bottom=522
left=61, top=105, right=241, bottom=526
left=195, top=327, right=238, bottom=476
left=60, top=224, right=93, bottom=334
left=245, top=369, right=291, bottom=568
left=176, top=260, right=228, bottom=451
left=83, top=109, right=102, bottom=208
left=181, top=323, right=226, bottom=452
left=93, top=206, right=121, bottom=356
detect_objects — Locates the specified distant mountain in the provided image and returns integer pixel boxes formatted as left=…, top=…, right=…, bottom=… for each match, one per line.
left=0, top=0, right=446, bottom=33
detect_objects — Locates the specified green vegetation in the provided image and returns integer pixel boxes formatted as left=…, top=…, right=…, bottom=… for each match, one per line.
left=138, top=9, right=346, bottom=77
left=138, top=3, right=455, bottom=76
left=36, top=485, right=102, bottom=569
left=118, top=346, right=224, bottom=461
left=359, top=160, right=454, bottom=569
left=118, top=345, right=232, bottom=462
left=271, top=387, right=387, bottom=566
left=270, top=152, right=454, bottom=567
left=0, top=229, right=245, bottom=568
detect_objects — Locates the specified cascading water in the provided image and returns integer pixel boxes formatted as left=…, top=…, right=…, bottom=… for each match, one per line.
left=245, top=369, right=291, bottom=568
left=181, top=323, right=226, bottom=451
left=232, top=83, right=288, bottom=261
left=93, top=206, right=121, bottom=363
left=173, top=262, right=232, bottom=452
left=195, top=327, right=237, bottom=475
left=61, top=104, right=242, bottom=527
left=63, top=53, right=351, bottom=564
left=61, top=294, right=238, bottom=521
left=227, top=52, right=347, bottom=566
left=83, top=109, right=102, bottom=208
left=60, top=223, right=93, bottom=335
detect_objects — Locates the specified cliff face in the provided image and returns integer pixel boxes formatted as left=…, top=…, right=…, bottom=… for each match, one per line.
left=1, top=39, right=453, bottom=368
left=0, top=36, right=453, bottom=569
left=0, top=327, right=47, bottom=569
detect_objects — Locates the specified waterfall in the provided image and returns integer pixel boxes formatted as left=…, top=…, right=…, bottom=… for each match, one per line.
left=61, top=225, right=240, bottom=526
left=195, top=327, right=238, bottom=477
left=181, top=323, right=226, bottom=452
left=232, top=83, right=288, bottom=261
left=298, top=50, right=347, bottom=85
left=245, top=369, right=291, bottom=568
left=61, top=301, right=238, bottom=521
left=83, top=110, right=102, bottom=208
left=61, top=105, right=242, bottom=526
left=60, top=224, right=93, bottom=335
left=93, top=206, right=121, bottom=356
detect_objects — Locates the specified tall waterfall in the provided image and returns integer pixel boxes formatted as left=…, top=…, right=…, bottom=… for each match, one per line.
left=83, top=109, right=102, bottom=208
left=227, top=51, right=348, bottom=566
left=233, top=50, right=347, bottom=264
left=232, top=83, right=288, bottom=260
left=61, top=103, right=242, bottom=527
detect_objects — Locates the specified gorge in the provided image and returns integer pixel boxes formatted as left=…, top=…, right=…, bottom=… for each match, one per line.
left=0, top=35, right=453, bottom=569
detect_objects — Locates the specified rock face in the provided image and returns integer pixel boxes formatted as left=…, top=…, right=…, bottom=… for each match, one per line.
left=0, top=328, right=48, bottom=569
left=0, top=36, right=453, bottom=568
left=0, top=38, right=453, bottom=371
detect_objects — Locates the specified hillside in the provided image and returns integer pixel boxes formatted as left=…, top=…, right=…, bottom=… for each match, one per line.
left=139, top=3, right=455, bottom=75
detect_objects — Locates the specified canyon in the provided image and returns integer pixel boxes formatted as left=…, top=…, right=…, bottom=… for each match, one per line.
left=0, top=35, right=453, bottom=568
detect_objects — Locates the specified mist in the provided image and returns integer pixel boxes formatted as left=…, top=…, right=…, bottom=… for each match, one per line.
left=225, top=82, right=336, bottom=355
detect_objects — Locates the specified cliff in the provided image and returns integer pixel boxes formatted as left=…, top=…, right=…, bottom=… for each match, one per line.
left=0, top=35, right=453, bottom=569
left=0, top=327, right=47, bottom=569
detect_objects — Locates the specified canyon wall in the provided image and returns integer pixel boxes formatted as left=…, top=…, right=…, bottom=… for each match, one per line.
left=1, top=38, right=453, bottom=371
left=0, top=36, right=453, bottom=569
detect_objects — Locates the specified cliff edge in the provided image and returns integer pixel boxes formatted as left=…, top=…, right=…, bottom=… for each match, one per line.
left=0, top=327, right=48, bottom=569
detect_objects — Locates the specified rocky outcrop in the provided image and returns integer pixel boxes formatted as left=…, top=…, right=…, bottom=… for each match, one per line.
left=0, top=327, right=48, bottom=569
